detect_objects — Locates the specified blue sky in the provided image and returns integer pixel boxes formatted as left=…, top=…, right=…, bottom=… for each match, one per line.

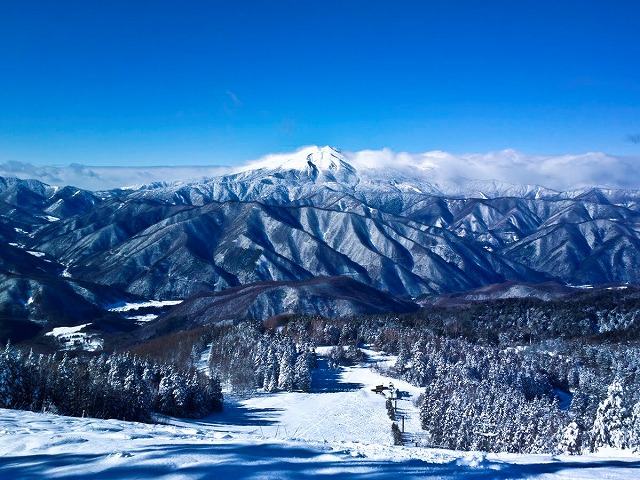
left=1, top=0, right=639, bottom=166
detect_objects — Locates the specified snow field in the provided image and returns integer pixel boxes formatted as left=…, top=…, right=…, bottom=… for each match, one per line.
left=44, top=323, right=104, bottom=351
left=0, top=348, right=639, bottom=479
left=107, top=299, right=184, bottom=324
left=107, top=299, right=183, bottom=313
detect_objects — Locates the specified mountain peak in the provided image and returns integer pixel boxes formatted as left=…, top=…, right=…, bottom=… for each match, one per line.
left=242, top=145, right=344, bottom=169
left=240, top=145, right=358, bottom=184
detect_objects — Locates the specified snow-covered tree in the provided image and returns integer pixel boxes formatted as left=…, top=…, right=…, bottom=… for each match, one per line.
left=323, top=324, right=340, bottom=345
left=0, top=342, right=22, bottom=408
left=277, top=340, right=296, bottom=392
left=408, top=342, right=430, bottom=386
left=558, top=421, right=583, bottom=455
left=294, top=353, right=311, bottom=392
left=263, top=347, right=279, bottom=392
left=628, top=402, right=640, bottom=450
left=591, top=380, right=630, bottom=450
left=394, top=343, right=410, bottom=375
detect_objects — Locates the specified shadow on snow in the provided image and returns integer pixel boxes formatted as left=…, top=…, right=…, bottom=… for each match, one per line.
left=310, top=357, right=364, bottom=393
left=201, top=400, right=282, bottom=428
left=1, top=444, right=640, bottom=480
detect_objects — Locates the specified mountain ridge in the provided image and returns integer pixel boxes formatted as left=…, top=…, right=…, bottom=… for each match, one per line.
left=2, top=147, right=640, bottom=345
left=4, top=146, right=640, bottom=200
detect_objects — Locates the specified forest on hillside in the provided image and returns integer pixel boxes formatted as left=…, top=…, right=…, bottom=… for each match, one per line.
left=0, top=347, right=222, bottom=422
left=2, top=288, right=640, bottom=454
left=195, top=289, right=640, bottom=454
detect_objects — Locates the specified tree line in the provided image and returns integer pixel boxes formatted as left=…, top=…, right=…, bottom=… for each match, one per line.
left=271, top=292, right=640, bottom=454
left=4, top=286, right=640, bottom=453
left=0, top=343, right=222, bottom=422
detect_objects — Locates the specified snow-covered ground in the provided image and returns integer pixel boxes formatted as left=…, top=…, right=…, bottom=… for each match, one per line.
left=1, top=349, right=639, bottom=479
left=107, top=300, right=183, bottom=313
left=44, top=323, right=104, bottom=351
left=107, top=299, right=183, bottom=324
left=196, top=343, right=213, bottom=378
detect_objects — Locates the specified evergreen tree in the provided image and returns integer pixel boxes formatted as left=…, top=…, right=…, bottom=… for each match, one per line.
left=205, top=375, right=224, bottom=413
left=277, top=341, right=296, bottom=392
left=0, top=343, right=22, bottom=408
left=408, top=342, right=430, bottom=386
left=185, top=371, right=207, bottom=417
left=591, top=380, right=630, bottom=450
left=394, top=343, right=410, bottom=375
left=558, top=421, right=583, bottom=454
left=253, top=337, right=269, bottom=388
left=629, top=402, right=640, bottom=450
left=263, top=347, right=279, bottom=392
left=294, top=353, right=311, bottom=392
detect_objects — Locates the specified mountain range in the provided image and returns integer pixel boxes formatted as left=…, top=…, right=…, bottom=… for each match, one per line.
left=2, top=146, right=639, bottom=347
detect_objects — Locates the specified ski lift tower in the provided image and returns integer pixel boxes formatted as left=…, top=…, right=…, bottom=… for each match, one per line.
left=389, top=382, right=397, bottom=410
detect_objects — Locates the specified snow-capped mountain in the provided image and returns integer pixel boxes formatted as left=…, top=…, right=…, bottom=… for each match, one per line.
left=123, top=146, right=564, bottom=204
left=115, top=146, right=640, bottom=208
left=3, top=145, right=640, bottom=344
left=240, top=145, right=359, bottom=183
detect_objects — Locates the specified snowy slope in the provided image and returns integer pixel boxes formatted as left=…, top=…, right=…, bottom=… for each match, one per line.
left=1, top=349, right=638, bottom=479
left=227, top=348, right=424, bottom=446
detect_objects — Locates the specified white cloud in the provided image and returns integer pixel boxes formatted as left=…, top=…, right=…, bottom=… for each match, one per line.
left=225, top=90, right=242, bottom=107
left=344, top=149, right=640, bottom=191
left=0, top=162, right=232, bottom=191
left=2, top=147, right=639, bottom=192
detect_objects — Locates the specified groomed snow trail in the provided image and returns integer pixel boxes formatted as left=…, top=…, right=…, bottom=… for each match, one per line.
left=231, top=349, right=422, bottom=445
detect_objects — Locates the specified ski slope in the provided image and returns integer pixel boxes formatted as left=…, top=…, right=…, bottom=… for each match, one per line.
left=0, top=349, right=638, bottom=479
left=226, top=348, right=425, bottom=446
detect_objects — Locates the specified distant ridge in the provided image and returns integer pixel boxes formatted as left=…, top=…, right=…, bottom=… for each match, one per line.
left=139, top=276, right=419, bottom=338
left=3, top=146, right=639, bottom=193
left=2, top=146, right=640, bottom=345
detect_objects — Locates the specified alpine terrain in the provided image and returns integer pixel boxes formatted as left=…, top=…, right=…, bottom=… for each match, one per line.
left=2, top=146, right=640, bottom=478
left=2, top=146, right=640, bottom=346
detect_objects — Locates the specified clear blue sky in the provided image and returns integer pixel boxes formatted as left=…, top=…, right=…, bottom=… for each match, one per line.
left=1, top=0, right=639, bottom=166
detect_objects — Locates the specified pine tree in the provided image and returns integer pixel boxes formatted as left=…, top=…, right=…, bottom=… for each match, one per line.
left=185, top=371, right=207, bottom=417
left=22, top=350, right=42, bottom=410
left=629, top=402, right=640, bottom=450
left=253, top=337, right=269, bottom=388
left=409, top=343, right=429, bottom=386
left=591, top=380, right=630, bottom=450
left=394, top=343, right=410, bottom=375
left=206, top=376, right=224, bottom=412
left=263, top=346, right=279, bottom=392
left=294, top=353, right=311, bottom=392
left=158, top=370, right=177, bottom=414
left=52, top=353, right=73, bottom=414
left=277, top=341, right=296, bottom=392
left=559, top=421, right=583, bottom=455
left=0, top=342, right=21, bottom=408
left=122, top=357, right=151, bottom=421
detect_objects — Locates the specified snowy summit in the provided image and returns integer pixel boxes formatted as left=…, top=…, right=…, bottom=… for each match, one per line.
left=239, top=145, right=359, bottom=186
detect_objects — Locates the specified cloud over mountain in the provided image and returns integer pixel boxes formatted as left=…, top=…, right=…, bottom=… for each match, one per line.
left=0, top=162, right=231, bottom=191
left=345, top=149, right=640, bottom=192
left=1, top=147, right=639, bottom=192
